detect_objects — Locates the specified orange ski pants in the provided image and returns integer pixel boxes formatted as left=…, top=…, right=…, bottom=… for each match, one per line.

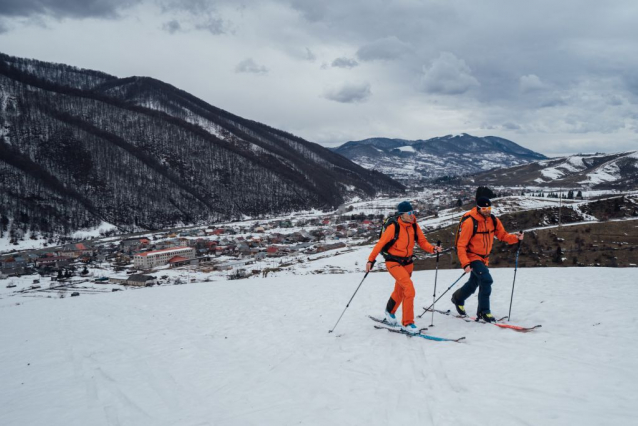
left=386, top=261, right=416, bottom=326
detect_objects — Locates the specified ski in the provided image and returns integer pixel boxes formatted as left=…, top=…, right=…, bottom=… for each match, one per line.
left=425, top=309, right=541, bottom=333
left=369, top=316, right=465, bottom=342
left=368, top=315, right=427, bottom=332
left=373, top=325, right=466, bottom=342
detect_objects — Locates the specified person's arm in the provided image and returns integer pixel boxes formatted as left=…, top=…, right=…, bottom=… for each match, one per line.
left=415, top=224, right=435, bottom=254
left=494, top=217, right=521, bottom=244
left=368, top=225, right=396, bottom=263
left=456, top=218, right=474, bottom=270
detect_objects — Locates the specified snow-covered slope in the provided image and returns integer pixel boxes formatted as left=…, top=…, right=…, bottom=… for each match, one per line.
left=332, top=134, right=547, bottom=183
left=1, top=267, right=636, bottom=425
left=466, top=151, right=638, bottom=190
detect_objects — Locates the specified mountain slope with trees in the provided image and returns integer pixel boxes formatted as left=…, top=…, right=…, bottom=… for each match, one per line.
left=0, top=53, right=403, bottom=243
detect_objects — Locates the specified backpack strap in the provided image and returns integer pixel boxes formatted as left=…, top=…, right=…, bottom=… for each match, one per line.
left=456, top=213, right=495, bottom=244
left=381, top=219, right=418, bottom=258
left=381, top=217, right=400, bottom=254
left=473, top=214, right=498, bottom=235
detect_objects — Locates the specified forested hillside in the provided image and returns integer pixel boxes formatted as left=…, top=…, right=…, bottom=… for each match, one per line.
left=0, top=53, right=403, bottom=243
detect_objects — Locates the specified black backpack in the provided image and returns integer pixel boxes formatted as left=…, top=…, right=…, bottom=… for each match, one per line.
left=379, top=215, right=417, bottom=257
left=454, top=212, right=497, bottom=249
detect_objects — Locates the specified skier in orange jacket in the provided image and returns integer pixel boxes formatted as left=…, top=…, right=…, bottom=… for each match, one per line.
left=366, top=201, right=442, bottom=334
left=451, top=196, right=524, bottom=322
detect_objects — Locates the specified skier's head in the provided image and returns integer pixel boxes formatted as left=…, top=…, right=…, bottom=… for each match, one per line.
left=397, top=201, right=416, bottom=223
left=476, top=197, right=492, bottom=217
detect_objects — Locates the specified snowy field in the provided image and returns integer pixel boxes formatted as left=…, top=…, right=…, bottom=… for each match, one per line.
left=1, top=267, right=636, bottom=426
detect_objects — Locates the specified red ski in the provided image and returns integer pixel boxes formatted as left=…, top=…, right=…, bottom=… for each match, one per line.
left=426, top=309, right=541, bottom=333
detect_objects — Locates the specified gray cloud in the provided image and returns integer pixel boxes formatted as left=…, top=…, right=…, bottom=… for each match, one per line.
left=2, top=0, right=637, bottom=155
left=502, top=122, right=521, bottom=130
left=356, top=36, right=411, bottom=61
left=288, top=0, right=328, bottom=22
left=324, top=82, right=371, bottom=103
left=194, top=16, right=224, bottom=35
left=285, top=47, right=316, bottom=62
left=157, top=0, right=226, bottom=35
left=520, top=74, right=545, bottom=93
left=420, top=52, right=480, bottom=95
left=235, top=58, right=269, bottom=75
left=0, top=0, right=139, bottom=19
left=303, top=48, right=316, bottom=62
left=157, top=0, right=215, bottom=15
left=162, top=19, right=181, bottom=34
left=331, top=57, right=358, bottom=68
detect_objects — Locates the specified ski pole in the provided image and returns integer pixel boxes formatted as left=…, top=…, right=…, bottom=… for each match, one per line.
left=507, top=239, right=522, bottom=322
left=418, top=271, right=467, bottom=318
left=329, top=264, right=373, bottom=333
left=429, top=240, right=441, bottom=327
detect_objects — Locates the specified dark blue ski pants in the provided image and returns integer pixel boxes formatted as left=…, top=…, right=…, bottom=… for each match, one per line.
left=453, top=260, right=494, bottom=314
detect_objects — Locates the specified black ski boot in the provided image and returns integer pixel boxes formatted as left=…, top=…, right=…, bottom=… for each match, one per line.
left=451, top=294, right=466, bottom=316
left=477, top=311, right=496, bottom=323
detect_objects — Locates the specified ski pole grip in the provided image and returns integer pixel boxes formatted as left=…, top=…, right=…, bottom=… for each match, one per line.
left=436, top=240, right=441, bottom=260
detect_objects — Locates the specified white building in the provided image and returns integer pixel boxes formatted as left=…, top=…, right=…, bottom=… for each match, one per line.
left=133, top=247, right=196, bottom=269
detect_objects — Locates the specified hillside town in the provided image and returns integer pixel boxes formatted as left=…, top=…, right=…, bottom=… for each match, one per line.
left=0, top=209, right=394, bottom=294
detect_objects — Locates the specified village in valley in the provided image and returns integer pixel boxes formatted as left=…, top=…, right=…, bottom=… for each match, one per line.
left=0, top=193, right=424, bottom=300
left=1, top=186, right=637, bottom=303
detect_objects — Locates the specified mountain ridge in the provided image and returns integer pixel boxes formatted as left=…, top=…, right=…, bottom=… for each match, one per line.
left=457, top=151, right=638, bottom=190
left=332, top=133, right=547, bottom=184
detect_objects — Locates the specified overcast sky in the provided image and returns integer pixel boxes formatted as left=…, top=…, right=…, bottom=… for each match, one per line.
left=1, top=0, right=637, bottom=156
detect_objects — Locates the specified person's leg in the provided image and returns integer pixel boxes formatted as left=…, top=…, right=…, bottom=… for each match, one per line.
left=387, top=262, right=415, bottom=325
left=473, top=262, right=494, bottom=314
left=401, top=263, right=416, bottom=325
left=385, top=262, right=403, bottom=315
left=452, top=262, right=480, bottom=304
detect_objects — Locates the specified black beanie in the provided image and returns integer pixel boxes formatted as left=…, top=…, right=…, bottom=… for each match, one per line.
left=397, top=201, right=414, bottom=213
left=476, top=197, right=491, bottom=207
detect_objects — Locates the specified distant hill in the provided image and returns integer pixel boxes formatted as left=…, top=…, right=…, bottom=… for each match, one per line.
left=458, top=151, right=638, bottom=190
left=0, top=53, right=403, bottom=240
left=332, top=134, right=547, bottom=183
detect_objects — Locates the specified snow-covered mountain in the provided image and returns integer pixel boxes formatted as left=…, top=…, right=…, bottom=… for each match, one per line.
left=0, top=53, right=403, bottom=239
left=332, top=134, right=547, bottom=183
left=1, top=266, right=636, bottom=425
left=463, top=151, right=638, bottom=190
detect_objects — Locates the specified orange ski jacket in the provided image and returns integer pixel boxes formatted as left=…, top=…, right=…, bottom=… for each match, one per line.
left=456, top=207, right=519, bottom=268
left=368, top=217, right=435, bottom=262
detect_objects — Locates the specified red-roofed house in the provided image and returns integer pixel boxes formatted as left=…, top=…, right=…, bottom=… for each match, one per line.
left=168, top=256, right=191, bottom=268
left=60, top=243, right=94, bottom=258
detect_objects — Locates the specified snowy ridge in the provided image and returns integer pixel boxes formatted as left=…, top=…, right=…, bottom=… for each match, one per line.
left=332, top=134, right=546, bottom=183
left=467, top=151, right=638, bottom=190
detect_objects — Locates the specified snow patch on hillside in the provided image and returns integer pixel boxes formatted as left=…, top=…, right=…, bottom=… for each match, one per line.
left=540, top=167, right=565, bottom=179
left=396, top=145, right=415, bottom=153
left=581, top=162, right=621, bottom=185
left=71, top=222, right=118, bottom=239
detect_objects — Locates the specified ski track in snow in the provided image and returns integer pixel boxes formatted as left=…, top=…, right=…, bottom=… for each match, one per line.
left=0, top=268, right=637, bottom=425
